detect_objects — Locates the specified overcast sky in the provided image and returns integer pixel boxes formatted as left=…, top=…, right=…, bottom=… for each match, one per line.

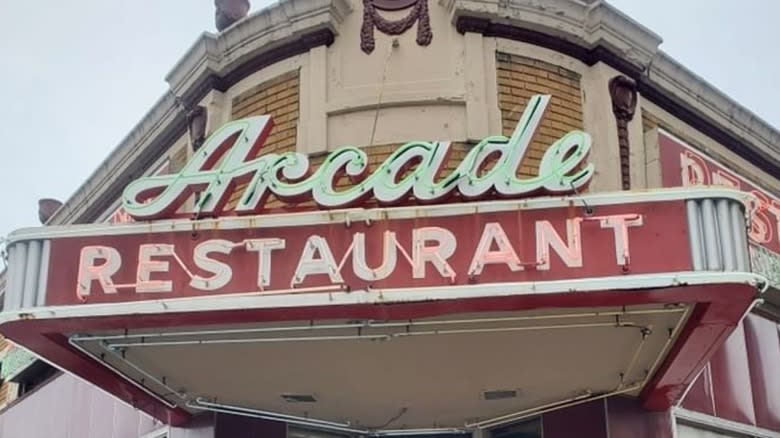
left=0, top=0, right=778, bottom=244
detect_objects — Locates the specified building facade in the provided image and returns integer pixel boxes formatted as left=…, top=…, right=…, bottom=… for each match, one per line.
left=0, top=1, right=778, bottom=437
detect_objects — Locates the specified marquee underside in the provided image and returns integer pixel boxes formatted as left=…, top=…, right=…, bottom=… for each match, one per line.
left=70, top=304, right=686, bottom=430
left=0, top=189, right=761, bottom=428
left=0, top=281, right=759, bottom=428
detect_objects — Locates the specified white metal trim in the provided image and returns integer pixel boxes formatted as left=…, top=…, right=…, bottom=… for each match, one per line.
left=0, top=271, right=765, bottom=325
left=139, top=427, right=170, bottom=438
left=67, top=335, right=180, bottom=409
left=674, top=407, right=780, bottom=438
left=6, top=188, right=752, bottom=245
left=71, top=307, right=685, bottom=344
left=467, top=384, right=643, bottom=430
left=67, top=305, right=688, bottom=423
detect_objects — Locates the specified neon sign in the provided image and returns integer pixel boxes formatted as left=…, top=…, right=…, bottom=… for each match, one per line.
left=659, top=132, right=780, bottom=253
left=122, top=95, right=594, bottom=220
left=74, top=212, right=643, bottom=299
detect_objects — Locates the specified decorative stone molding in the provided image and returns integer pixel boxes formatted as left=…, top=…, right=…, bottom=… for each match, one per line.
left=215, top=0, right=251, bottom=31
left=609, top=75, right=638, bottom=190
left=46, top=92, right=187, bottom=226
left=46, top=0, right=352, bottom=227
left=186, top=106, right=208, bottom=151
left=360, top=0, right=433, bottom=54
left=448, top=0, right=662, bottom=70
left=450, top=0, right=780, bottom=182
left=167, top=0, right=352, bottom=104
left=641, top=52, right=780, bottom=176
left=38, top=199, right=63, bottom=225
left=44, top=0, right=780, bottom=233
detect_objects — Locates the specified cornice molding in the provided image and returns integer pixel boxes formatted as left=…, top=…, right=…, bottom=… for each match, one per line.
left=447, top=0, right=662, bottom=69
left=166, top=0, right=352, bottom=105
left=642, top=52, right=780, bottom=174
left=43, top=0, right=780, bottom=232
left=46, top=93, right=186, bottom=227
left=450, top=0, right=780, bottom=179
left=46, top=0, right=352, bottom=227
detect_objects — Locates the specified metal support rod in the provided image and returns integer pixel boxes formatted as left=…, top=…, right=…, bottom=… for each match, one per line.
left=67, top=336, right=180, bottom=409
left=617, top=327, right=651, bottom=390
left=72, top=308, right=685, bottom=343
left=188, top=398, right=365, bottom=434
left=468, top=383, right=642, bottom=430
left=103, top=321, right=646, bottom=349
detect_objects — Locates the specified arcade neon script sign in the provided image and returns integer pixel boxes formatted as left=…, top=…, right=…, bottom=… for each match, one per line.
left=121, top=95, right=594, bottom=220
left=49, top=93, right=660, bottom=305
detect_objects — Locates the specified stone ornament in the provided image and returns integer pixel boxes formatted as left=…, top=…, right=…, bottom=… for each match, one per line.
left=187, top=106, right=208, bottom=151
left=361, top=0, right=433, bottom=54
left=215, top=0, right=250, bottom=32
left=38, top=198, right=63, bottom=224
left=608, top=75, right=638, bottom=190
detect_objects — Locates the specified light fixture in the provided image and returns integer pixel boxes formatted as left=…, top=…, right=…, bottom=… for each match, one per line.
left=187, top=106, right=208, bottom=151
left=282, top=393, right=318, bottom=403
left=483, top=389, right=518, bottom=400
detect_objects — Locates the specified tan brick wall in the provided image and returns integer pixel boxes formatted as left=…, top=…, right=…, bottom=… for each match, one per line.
left=227, top=70, right=300, bottom=209
left=168, top=143, right=189, bottom=174
left=224, top=68, right=478, bottom=211
left=0, top=380, right=16, bottom=408
left=231, top=70, right=299, bottom=151
left=219, top=54, right=583, bottom=213
left=0, top=337, right=15, bottom=409
left=496, top=52, right=584, bottom=176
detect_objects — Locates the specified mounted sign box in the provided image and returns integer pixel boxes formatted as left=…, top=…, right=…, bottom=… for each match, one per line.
left=0, top=188, right=762, bottom=428
left=0, top=95, right=764, bottom=429
left=658, top=131, right=780, bottom=288
left=5, top=190, right=747, bottom=308
left=121, top=95, right=594, bottom=220
left=4, top=186, right=755, bottom=312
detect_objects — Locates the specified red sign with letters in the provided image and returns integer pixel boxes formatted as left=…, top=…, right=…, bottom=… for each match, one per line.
left=659, top=131, right=780, bottom=254
left=45, top=200, right=691, bottom=306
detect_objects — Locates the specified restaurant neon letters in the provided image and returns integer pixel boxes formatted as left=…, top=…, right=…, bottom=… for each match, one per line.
left=75, top=213, right=643, bottom=299
left=122, top=95, right=594, bottom=220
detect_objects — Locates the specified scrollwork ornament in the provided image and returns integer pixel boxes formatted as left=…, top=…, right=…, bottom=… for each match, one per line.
left=361, top=0, right=433, bottom=54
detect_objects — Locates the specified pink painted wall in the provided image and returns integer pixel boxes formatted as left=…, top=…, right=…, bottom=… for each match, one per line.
left=682, top=314, right=780, bottom=432
left=0, top=373, right=163, bottom=438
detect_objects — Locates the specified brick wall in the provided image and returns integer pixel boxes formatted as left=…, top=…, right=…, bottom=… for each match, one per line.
left=0, top=337, right=17, bottom=409
left=496, top=52, right=584, bottom=176
left=226, top=70, right=300, bottom=209
left=231, top=70, right=299, bottom=152
left=225, top=68, right=477, bottom=211
left=221, top=53, right=584, bottom=212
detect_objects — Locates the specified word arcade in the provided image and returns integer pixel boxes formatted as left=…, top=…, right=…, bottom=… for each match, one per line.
left=122, top=94, right=594, bottom=220
left=67, top=93, right=674, bottom=302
